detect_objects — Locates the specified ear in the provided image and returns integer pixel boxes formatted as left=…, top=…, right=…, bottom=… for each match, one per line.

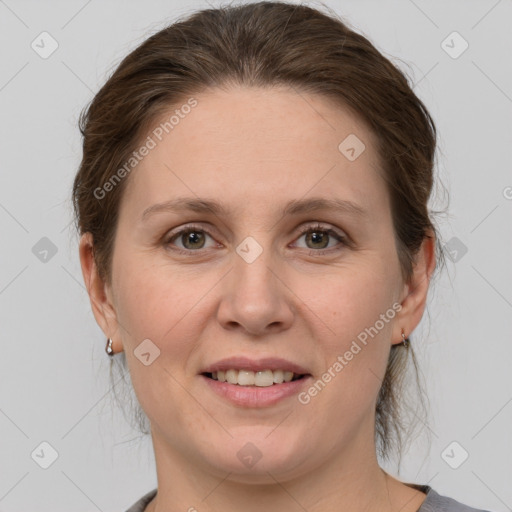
left=392, top=230, right=436, bottom=346
left=79, top=232, right=123, bottom=353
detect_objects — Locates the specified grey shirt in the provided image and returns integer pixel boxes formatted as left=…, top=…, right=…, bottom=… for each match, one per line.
left=125, top=484, right=494, bottom=512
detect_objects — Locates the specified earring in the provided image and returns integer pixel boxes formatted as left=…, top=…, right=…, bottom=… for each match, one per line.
left=105, top=337, right=114, bottom=356
left=401, top=328, right=410, bottom=348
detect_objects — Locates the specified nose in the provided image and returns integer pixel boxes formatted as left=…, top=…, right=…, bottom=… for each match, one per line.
left=216, top=245, right=295, bottom=337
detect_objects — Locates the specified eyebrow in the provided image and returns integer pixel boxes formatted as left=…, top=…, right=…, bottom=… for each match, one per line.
left=141, top=196, right=368, bottom=222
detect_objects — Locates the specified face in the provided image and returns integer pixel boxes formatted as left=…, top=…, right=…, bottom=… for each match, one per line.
left=81, top=85, right=432, bottom=483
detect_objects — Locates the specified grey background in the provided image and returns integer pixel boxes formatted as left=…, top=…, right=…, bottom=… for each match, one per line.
left=1, top=0, right=511, bottom=511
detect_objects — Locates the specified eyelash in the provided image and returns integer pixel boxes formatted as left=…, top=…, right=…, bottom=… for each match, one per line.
left=163, top=223, right=349, bottom=256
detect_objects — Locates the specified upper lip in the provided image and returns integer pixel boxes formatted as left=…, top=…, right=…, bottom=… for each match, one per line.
left=201, top=356, right=311, bottom=375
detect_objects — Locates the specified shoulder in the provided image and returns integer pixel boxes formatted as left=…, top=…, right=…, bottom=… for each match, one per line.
left=124, top=488, right=157, bottom=512
left=420, top=486, right=495, bottom=512
left=124, top=486, right=495, bottom=512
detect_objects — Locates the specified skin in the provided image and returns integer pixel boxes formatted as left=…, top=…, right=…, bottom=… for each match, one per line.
left=80, top=85, right=436, bottom=512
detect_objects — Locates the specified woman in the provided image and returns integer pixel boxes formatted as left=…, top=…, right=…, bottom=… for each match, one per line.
left=73, top=2, right=493, bottom=511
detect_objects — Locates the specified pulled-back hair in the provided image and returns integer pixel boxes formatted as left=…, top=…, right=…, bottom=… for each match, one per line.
left=72, top=0, right=447, bottom=465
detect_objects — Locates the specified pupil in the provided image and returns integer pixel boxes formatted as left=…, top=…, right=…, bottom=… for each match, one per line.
left=308, top=231, right=328, bottom=249
left=184, top=231, right=204, bottom=249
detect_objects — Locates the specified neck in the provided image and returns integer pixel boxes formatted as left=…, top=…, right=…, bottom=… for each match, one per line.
left=144, top=421, right=421, bottom=512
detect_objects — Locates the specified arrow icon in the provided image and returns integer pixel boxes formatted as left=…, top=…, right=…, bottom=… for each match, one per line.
left=440, top=31, right=468, bottom=59
left=32, top=237, right=58, bottom=263
left=236, top=237, right=263, bottom=263
left=338, top=134, right=365, bottom=161
left=31, top=441, right=59, bottom=469
left=134, top=339, right=161, bottom=365
left=31, top=31, right=59, bottom=59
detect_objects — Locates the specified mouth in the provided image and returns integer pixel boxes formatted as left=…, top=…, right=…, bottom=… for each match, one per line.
left=200, top=370, right=313, bottom=407
left=201, top=370, right=309, bottom=386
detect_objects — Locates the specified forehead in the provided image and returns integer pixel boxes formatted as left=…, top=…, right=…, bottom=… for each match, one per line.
left=120, top=85, right=388, bottom=223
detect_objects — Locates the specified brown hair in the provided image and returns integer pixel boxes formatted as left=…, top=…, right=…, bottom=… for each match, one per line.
left=72, top=0, right=447, bottom=465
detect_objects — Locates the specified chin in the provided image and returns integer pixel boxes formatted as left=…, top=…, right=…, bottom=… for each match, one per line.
left=199, top=434, right=309, bottom=482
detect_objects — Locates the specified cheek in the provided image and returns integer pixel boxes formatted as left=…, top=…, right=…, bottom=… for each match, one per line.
left=298, top=277, right=395, bottom=440
left=112, top=258, right=204, bottom=419
left=113, top=254, right=215, bottom=362
left=315, top=263, right=397, bottom=339
left=308, top=267, right=396, bottom=391
left=115, top=251, right=177, bottom=324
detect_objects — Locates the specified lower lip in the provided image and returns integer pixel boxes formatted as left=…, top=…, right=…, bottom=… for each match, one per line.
left=201, top=374, right=312, bottom=407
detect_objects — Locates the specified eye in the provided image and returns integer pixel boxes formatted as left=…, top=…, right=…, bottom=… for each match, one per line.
left=164, top=224, right=218, bottom=254
left=293, top=223, right=348, bottom=255
left=163, top=222, right=349, bottom=256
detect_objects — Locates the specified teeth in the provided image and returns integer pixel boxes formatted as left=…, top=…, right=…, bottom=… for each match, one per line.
left=211, top=369, right=298, bottom=386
